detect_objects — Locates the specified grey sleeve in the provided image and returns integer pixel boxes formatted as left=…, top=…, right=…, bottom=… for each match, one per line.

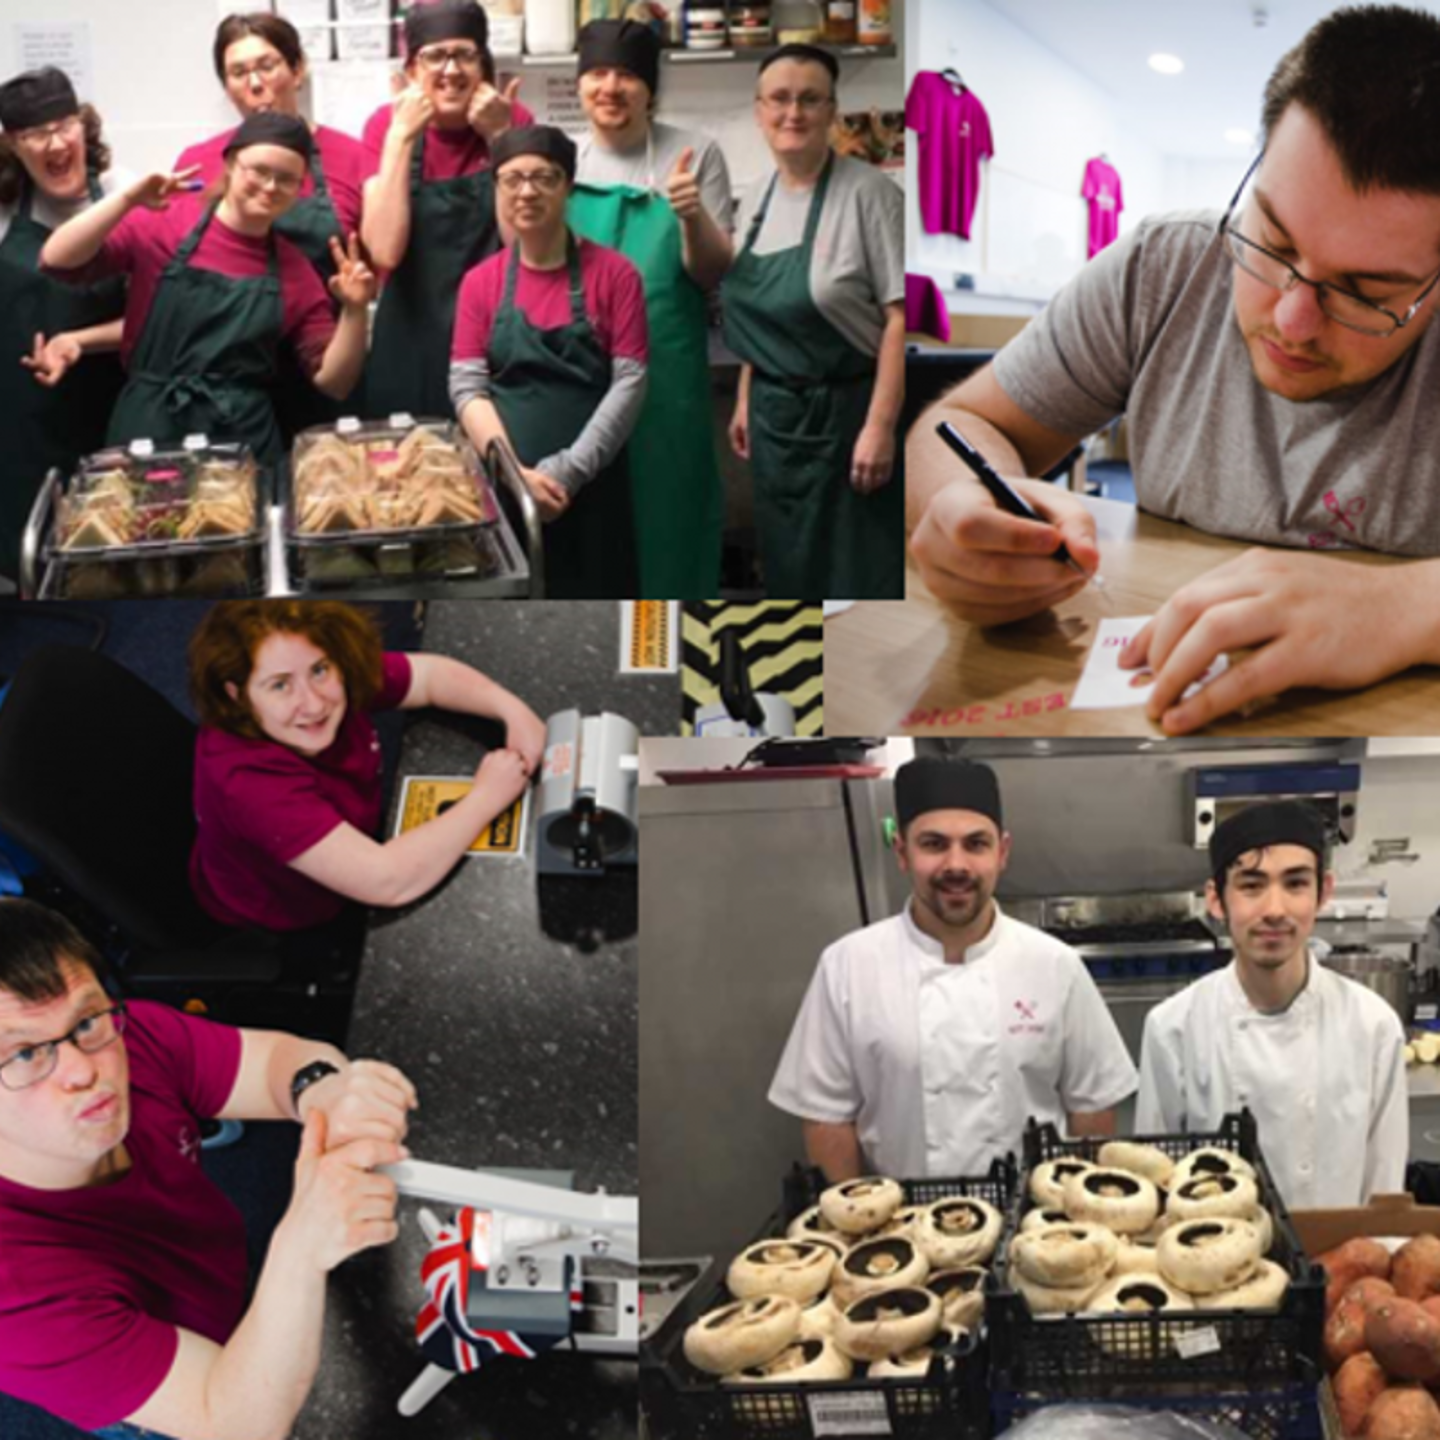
left=861, top=176, right=904, bottom=307
left=534, top=356, right=648, bottom=495
left=448, top=357, right=492, bottom=417
left=697, top=141, right=735, bottom=234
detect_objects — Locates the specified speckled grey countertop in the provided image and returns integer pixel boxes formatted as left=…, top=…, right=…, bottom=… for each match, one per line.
left=293, top=601, right=668, bottom=1440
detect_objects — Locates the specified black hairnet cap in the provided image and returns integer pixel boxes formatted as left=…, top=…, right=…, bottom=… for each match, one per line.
left=405, top=0, right=489, bottom=55
left=0, top=66, right=79, bottom=133
left=758, top=43, right=840, bottom=86
left=492, top=124, right=577, bottom=183
left=1210, top=801, right=1328, bottom=882
left=895, top=758, right=1003, bottom=832
left=577, top=20, right=661, bottom=96
left=224, top=111, right=313, bottom=163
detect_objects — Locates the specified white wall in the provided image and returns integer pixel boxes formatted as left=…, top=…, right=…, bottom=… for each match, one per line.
left=1342, top=755, right=1440, bottom=922
left=1161, top=153, right=1248, bottom=215
left=907, top=0, right=1164, bottom=302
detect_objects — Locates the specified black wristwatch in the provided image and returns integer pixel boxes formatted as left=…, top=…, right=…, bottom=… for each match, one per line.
left=290, top=1060, right=341, bottom=1118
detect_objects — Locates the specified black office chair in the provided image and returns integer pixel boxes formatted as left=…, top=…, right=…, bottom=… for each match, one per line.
left=0, top=643, right=363, bottom=1043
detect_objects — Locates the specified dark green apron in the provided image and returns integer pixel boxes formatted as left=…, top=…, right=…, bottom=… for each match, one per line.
left=272, top=139, right=346, bottom=442
left=0, top=175, right=126, bottom=578
left=569, top=168, right=723, bottom=599
left=364, top=129, right=500, bottom=418
left=107, top=202, right=286, bottom=466
left=488, top=236, right=637, bottom=598
left=721, top=153, right=903, bottom=599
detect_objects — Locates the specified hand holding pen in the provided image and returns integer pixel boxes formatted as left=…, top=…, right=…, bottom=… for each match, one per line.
left=909, top=419, right=1103, bottom=626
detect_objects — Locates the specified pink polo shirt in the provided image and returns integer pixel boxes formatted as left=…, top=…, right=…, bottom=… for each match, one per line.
left=1082, top=156, right=1124, bottom=259
left=360, top=101, right=538, bottom=182
left=190, top=651, right=413, bottom=931
left=0, top=1001, right=246, bottom=1432
left=905, top=72, right=993, bottom=240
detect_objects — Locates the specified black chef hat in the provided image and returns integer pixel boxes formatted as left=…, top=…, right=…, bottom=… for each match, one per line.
left=758, top=43, right=840, bottom=88
left=577, top=20, right=660, bottom=98
left=492, top=124, right=577, bottom=184
left=405, top=0, right=488, bottom=55
left=0, top=67, right=79, bottom=133
left=224, top=111, right=313, bottom=164
left=1210, top=801, right=1328, bottom=887
left=895, top=757, right=1003, bottom=833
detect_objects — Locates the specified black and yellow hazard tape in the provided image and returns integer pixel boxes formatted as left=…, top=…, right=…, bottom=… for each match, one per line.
left=681, top=602, right=823, bottom=736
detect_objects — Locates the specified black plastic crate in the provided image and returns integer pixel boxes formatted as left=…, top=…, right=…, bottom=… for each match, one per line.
left=989, top=1111, right=1324, bottom=1405
left=993, top=1386, right=1323, bottom=1440
left=641, top=1161, right=1015, bottom=1440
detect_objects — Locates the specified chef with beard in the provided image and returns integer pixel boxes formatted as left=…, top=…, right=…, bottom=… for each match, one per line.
left=1137, top=801, right=1407, bottom=1208
left=769, top=756, right=1137, bottom=1182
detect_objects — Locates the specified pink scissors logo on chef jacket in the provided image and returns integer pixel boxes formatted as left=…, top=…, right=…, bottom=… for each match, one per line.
left=1010, top=999, right=1045, bottom=1036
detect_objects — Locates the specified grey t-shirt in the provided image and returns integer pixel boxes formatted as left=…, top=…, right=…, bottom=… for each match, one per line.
left=576, top=121, right=734, bottom=233
left=992, top=210, right=1440, bottom=557
left=0, top=167, right=131, bottom=247
left=732, top=155, right=903, bottom=357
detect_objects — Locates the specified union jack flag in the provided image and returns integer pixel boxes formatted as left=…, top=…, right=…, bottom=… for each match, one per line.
left=415, top=1207, right=584, bottom=1374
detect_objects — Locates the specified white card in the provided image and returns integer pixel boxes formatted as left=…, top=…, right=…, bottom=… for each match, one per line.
left=823, top=601, right=856, bottom=618
left=1069, top=616, right=1229, bottom=711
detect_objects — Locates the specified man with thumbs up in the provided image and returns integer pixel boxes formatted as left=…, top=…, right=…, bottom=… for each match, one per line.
left=0, top=899, right=414, bottom=1440
left=570, top=19, right=735, bottom=598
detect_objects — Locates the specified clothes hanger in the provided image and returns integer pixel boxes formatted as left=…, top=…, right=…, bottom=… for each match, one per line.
left=940, top=66, right=966, bottom=90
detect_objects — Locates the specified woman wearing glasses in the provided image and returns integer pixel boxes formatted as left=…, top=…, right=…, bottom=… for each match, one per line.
left=40, top=112, right=376, bottom=465
left=723, top=45, right=905, bottom=599
left=451, top=126, right=645, bottom=597
left=0, top=67, right=127, bottom=581
left=175, top=12, right=371, bottom=440
left=361, top=0, right=534, bottom=420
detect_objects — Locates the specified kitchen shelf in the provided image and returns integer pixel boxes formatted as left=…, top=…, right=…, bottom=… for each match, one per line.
left=518, top=43, right=896, bottom=66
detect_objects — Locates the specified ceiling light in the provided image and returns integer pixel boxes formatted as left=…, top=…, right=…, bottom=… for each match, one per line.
left=1148, top=53, right=1184, bottom=75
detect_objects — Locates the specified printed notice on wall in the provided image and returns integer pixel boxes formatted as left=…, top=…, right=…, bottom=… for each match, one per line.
left=541, top=73, right=585, bottom=133
left=13, top=24, right=92, bottom=102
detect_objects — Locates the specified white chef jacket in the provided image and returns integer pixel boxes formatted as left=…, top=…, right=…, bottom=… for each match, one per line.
left=767, top=901, right=1139, bottom=1179
left=1136, top=957, right=1408, bottom=1210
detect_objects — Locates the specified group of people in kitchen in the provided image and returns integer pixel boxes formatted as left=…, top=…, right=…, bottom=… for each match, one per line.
left=0, top=0, right=903, bottom=598
left=771, top=754, right=1410, bottom=1212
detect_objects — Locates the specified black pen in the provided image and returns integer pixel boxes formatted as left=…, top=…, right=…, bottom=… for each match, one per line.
left=935, top=421, right=1093, bottom=582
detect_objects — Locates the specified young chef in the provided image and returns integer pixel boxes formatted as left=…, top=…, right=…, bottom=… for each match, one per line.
left=769, top=756, right=1137, bottom=1181
left=723, top=45, right=905, bottom=599
left=1136, top=800, right=1408, bottom=1208
left=188, top=599, right=545, bottom=933
left=0, top=66, right=126, bottom=579
left=40, top=112, right=375, bottom=466
left=0, top=898, right=414, bottom=1440
left=569, top=19, right=733, bottom=598
left=361, top=0, right=533, bottom=419
left=451, top=125, right=647, bottom=598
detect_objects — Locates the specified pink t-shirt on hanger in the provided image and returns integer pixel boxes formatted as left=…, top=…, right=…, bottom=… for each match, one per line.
left=1082, top=157, right=1124, bottom=259
left=905, top=71, right=994, bottom=239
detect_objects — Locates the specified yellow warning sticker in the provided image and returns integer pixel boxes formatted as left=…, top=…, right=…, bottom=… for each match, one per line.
left=393, top=777, right=531, bottom=857
left=620, top=600, right=679, bottom=673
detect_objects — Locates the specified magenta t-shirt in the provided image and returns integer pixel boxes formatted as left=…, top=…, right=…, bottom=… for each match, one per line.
left=905, top=72, right=993, bottom=239
left=904, top=272, right=951, bottom=343
left=1082, top=156, right=1124, bottom=259
left=452, top=239, right=649, bottom=363
left=43, top=192, right=336, bottom=376
left=175, top=123, right=369, bottom=248
left=0, top=1001, right=246, bottom=1432
left=360, top=101, right=538, bottom=182
left=189, top=650, right=413, bottom=931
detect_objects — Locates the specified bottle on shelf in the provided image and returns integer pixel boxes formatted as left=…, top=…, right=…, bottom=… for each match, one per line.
left=772, top=0, right=823, bottom=44
left=822, top=0, right=857, bottom=44
left=857, top=0, right=891, bottom=45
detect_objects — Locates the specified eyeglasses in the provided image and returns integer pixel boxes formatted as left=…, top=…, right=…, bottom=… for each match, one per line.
left=0, top=1003, right=127, bottom=1092
left=236, top=159, right=305, bottom=193
left=226, top=54, right=288, bottom=84
left=756, top=91, right=833, bottom=114
left=497, top=168, right=566, bottom=194
left=415, top=44, right=483, bottom=72
left=13, top=116, right=82, bottom=149
left=1219, top=151, right=1440, bottom=337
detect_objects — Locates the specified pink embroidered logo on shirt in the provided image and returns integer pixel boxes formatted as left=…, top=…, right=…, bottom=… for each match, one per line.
left=1009, top=998, right=1045, bottom=1035
left=178, top=1125, right=202, bottom=1162
left=1307, top=489, right=1366, bottom=548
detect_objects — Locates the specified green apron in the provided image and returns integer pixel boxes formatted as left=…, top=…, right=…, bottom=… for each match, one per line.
left=568, top=162, right=723, bottom=599
left=272, top=139, right=346, bottom=442
left=488, top=236, right=637, bottom=598
left=108, top=202, right=286, bottom=466
left=721, top=153, right=903, bottom=599
left=0, top=175, right=126, bottom=578
left=364, top=129, right=500, bottom=418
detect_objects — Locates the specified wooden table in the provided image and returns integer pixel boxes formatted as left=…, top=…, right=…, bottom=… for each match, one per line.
left=826, top=496, right=1440, bottom=737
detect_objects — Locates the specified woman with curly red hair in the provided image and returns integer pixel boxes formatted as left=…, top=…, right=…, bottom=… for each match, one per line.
left=188, top=600, right=544, bottom=931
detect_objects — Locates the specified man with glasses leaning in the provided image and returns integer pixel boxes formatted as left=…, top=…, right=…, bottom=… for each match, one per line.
left=908, top=4, right=1440, bottom=733
left=0, top=898, right=415, bottom=1440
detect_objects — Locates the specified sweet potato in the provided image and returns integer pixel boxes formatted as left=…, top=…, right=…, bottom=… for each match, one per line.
left=1334, top=1353, right=1388, bottom=1436
left=1368, top=1300, right=1440, bottom=1384
left=1361, top=1386, right=1440, bottom=1440
left=1323, top=1239, right=1395, bottom=1313
left=1394, top=1237, right=1440, bottom=1305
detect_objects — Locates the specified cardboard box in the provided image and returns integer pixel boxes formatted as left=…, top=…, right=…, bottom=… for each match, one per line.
left=1290, top=1191, right=1440, bottom=1255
